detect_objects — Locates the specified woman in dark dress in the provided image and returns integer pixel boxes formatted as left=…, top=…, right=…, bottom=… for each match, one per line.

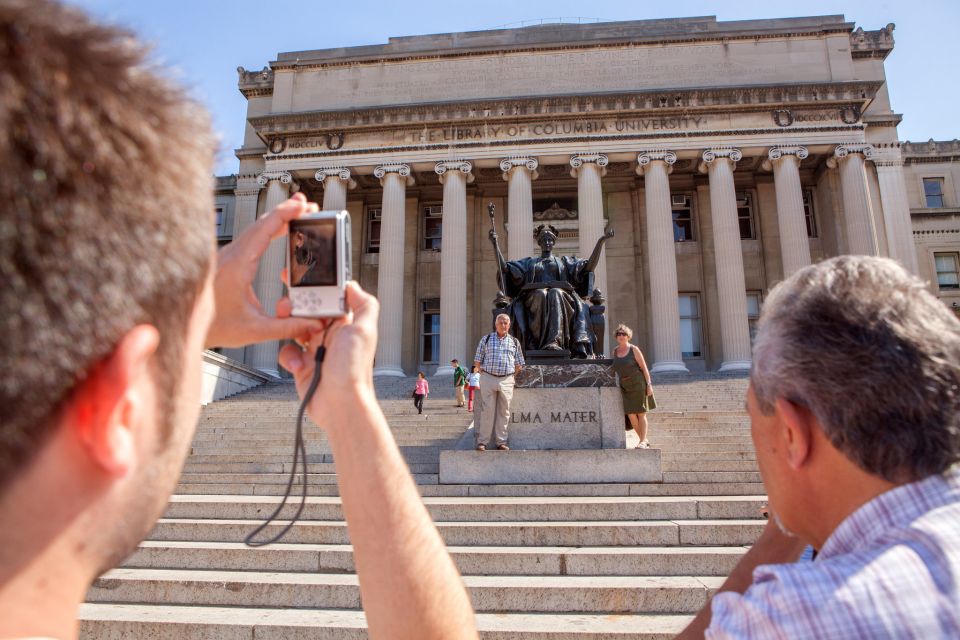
left=611, top=323, right=657, bottom=448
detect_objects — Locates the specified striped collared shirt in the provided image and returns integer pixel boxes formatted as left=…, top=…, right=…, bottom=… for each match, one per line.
left=474, top=332, right=525, bottom=376
left=707, top=467, right=960, bottom=638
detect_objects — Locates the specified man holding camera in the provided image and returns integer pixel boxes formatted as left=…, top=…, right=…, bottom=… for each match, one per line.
left=0, top=2, right=476, bottom=639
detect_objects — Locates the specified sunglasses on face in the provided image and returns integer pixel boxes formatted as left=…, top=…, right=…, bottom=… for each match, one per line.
left=615, top=332, right=627, bottom=336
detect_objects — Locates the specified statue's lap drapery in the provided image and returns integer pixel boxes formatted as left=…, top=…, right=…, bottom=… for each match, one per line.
left=502, top=255, right=595, bottom=358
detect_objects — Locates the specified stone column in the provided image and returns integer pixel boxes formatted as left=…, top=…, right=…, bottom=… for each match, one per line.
left=873, top=152, right=920, bottom=275
left=637, top=151, right=688, bottom=373
left=372, top=164, right=413, bottom=377
left=221, top=177, right=263, bottom=363
left=570, top=153, right=610, bottom=354
left=434, top=161, right=473, bottom=376
left=764, top=146, right=811, bottom=277
left=315, top=166, right=356, bottom=212
left=827, top=144, right=879, bottom=256
left=699, top=149, right=751, bottom=372
left=500, top=156, right=539, bottom=260
left=248, top=170, right=293, bottom=376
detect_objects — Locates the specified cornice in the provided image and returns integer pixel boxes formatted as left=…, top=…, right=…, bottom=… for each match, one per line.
left=849, top=24, right=895, bottom=60
left=245, top=81, right=882, bottom=139
left=270, top=22, right=858, bottom=72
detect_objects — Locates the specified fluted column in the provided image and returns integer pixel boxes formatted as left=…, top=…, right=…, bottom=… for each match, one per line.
left=315, top=166, right=356, bottom=211
left=501, top=156, right=539, bottom=260
left=248, top=170, right=293, bottom=376
left=434, top=161, right=473, bottom=376
left=873, top=152, right=920, bottom=275
left=699, top=149, right=751, bottom=372
left=764, top=146, right=811, bottom=277
left=827, top=144, right=879, bottom=256
left=373, top=164, right=412, bottom=377
left=637, top=151, right=688, bottom=373
left=570, top=153, right=610, bottom=353
left=221, top=177, right=263, bottom=363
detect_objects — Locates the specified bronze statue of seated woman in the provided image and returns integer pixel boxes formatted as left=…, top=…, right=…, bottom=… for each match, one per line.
left=489, top=219, right=613, bottom=359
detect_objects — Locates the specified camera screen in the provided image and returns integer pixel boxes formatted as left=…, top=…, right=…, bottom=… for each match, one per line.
left=289, top=218, right=337, bottom=287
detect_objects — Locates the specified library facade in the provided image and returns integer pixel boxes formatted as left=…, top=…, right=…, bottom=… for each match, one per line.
left=215, top=15, right=960, bottom=376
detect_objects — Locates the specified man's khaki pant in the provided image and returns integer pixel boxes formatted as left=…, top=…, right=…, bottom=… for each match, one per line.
left=475, top=372, right=514, bottom=446
left=455, top=385, right=465, bottom=407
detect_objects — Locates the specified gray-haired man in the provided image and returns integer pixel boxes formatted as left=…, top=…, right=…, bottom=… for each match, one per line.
left=473, top=314, right=524, bottom=451
left=678, top=255, right=960, bottom=639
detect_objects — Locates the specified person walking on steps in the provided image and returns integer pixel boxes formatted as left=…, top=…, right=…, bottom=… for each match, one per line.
left=611, top=324, right=657, bottom=448
left=466, top=365, right=481, bottom=412
left=451, top=359, right=468, bottom=408
left=413, top=372, right=429, bottom=415
left=473, top=314, right=524, bottom=451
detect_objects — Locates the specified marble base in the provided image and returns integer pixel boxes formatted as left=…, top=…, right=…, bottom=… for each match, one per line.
left=458, top=386, right=626, bottom=450
left=439, top=448, right=662, bottom=484
left=517, top=363, right=617, bottom=388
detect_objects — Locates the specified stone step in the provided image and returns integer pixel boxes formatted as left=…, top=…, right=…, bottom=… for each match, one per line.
left=126, top=541, right=746, bottom=576
left=147, top=518, right=764, bottom=546
left=79, top=603, right=691, bottom=639
left=662, top=460, right=758, bottom=472
left=89, top=569, right=724, bottom=614
left=161, top=495, right=766, bottom=522
left=663, top=471, right=763, bottom=483
left=181, top=462, right=440, bottom=474
left=173, top=481, right=767, bottom=497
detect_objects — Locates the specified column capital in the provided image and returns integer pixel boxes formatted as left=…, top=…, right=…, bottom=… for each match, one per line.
left=569, top=153, right=608, bottom=178
left=256, top=170, right=293, bottom=187
left=698, top=148, right=742, bottom=173
left=827, top=143, right=875, bottom=168
left=435, top=160, right=474, bottom=184
left=315, top=166, right=357, bottom=190
left=761, top=146, right=808, bottom=172
left=636, top=150, right=677, bottom=175
left=500, top=156, right=539, bottom=181
left=374, top=163, right=414, bottom=187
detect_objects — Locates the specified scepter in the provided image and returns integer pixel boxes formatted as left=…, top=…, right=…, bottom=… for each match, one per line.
left=488, top=202, right=505, bottom=292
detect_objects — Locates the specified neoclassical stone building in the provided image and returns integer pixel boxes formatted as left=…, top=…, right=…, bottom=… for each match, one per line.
left=218, top=15, right=957, bottom=377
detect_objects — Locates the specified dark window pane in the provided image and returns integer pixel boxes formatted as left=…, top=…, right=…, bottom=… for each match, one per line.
left=738, top=217, right=753, bottom=239
left=924, top=179, right=943, bottom=196
left=926, top=194, right=945, bottom=208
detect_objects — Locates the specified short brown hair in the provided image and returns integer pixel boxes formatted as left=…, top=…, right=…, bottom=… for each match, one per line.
left=0, top=0, right=215, bottom=486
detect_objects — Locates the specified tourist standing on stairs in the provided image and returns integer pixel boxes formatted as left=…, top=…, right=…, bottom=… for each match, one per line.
left=413, top=372, right=429, bottom=414
left=451, top=359, right=468, bottom=408
left=611, top=324, right=657, bottom=448
left=473, top=314, right=525, bottom=451
left=466, top=366, right=481, bottom=412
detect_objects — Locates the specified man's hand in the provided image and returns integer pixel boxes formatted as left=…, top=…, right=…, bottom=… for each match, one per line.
left=205, top=193, right=325, bottom=349
left=277, top=281, right=378, bottom=417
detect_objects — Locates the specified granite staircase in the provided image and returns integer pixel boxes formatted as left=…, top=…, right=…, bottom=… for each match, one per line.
left=81, top=373, right=762, bottom=639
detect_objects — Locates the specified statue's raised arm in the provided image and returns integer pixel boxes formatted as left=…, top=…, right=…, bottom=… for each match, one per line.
left=585, top=227, right=615, bottom=273
left=488, top=202, right=508, bottom=275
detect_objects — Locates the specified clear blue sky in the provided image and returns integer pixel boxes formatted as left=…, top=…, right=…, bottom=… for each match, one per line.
left=66, top=0, right=957, bottom=176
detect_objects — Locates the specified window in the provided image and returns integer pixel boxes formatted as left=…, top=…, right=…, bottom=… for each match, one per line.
left=366, top=207, right=382, bottom=253
left=802, top=190, right=818, bottom=238
left=935, top=253, right=959, bottom=290
left=678, top=294, right=702, bottom=358
left=421, top=299, right=440, bottom=363
left=214, top=206, right=225, bottom=232
left=423, top=204, right=443, bottom=251
left=746, top=292, right=762, bottom=343
left=923, top=178, right=945, bottom=208
left=736, top=191, right=755, bottom=239
left=672, top=194, right=694, bottom=242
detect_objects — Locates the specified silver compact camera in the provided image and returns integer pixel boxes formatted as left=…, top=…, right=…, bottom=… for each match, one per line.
left=287, top=210, right=351, bottom=317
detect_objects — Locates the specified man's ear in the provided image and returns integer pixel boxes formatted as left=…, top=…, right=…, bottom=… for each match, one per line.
left=774, top=398, right=815, bottom=470
left=67, top=325, right=161, bottom=477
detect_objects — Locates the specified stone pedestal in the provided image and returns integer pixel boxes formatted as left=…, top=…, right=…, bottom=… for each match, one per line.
left=440, top=363, right=662, bottom=484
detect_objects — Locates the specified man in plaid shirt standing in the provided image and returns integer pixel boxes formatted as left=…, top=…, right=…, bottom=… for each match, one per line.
left=473, top=313, right=524, bottom=451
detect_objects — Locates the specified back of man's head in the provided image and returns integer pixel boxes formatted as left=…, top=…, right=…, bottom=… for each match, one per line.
left=0, top=0, right=215, bottom=489
left=751, top=255, right=960, bottom=483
